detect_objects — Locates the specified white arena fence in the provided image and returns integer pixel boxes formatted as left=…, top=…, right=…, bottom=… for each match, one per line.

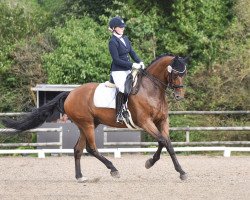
left=0, top=111, right=249, bottom=158
left=103, top=126, right=250, bottom=146
left=1, top=126, right=249, bottom=158
left=0, top=147, right=250, bottom=159
left=0, top=127, right=63, bottom=158
left=0, top=128, right=63, bottom=148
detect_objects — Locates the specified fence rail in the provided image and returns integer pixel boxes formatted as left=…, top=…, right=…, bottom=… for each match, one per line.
left=1, top=111, right=249, bottom=117
left=0, top=127, right=63, bottom=148
left=0, top=147, right=249, bottom=158
left=104, top=126, right=250, bottom=147
left=0, top=112, right=26, bottom=117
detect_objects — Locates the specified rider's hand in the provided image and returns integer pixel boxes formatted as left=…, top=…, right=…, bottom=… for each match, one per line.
left=132, top=63, right=141, bottom=69
left=140, top=62, right=145, bottom=69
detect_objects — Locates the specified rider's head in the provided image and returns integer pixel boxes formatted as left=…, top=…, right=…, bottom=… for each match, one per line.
left=109, top=17, right=126, bottom=35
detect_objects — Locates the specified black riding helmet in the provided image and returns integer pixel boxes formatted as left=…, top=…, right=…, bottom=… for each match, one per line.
left=109, top=17, right=126, bottom=30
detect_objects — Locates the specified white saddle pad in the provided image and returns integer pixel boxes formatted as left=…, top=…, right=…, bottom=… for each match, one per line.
left=93, top=83, right=117, bottom=108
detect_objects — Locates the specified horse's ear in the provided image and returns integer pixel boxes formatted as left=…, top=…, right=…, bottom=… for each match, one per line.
left=183, top=56, right=189, bottom=63
left=183, top=53, right=192, bottom=63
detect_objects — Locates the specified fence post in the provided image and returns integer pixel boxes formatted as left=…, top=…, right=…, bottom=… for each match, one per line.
left=223, top=149, right=231, bottom=157
left=38, top=150, right=45, bottom=158
left=186, top=126, right=190, bottom=143
left=103, top=127, right=108, bottom=145
left=114, top=149, right=121, bottom=158
left=59, top=127, right=63, bottom=156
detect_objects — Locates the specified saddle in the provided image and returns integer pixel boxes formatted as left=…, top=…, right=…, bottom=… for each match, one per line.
left=93, top=69, right=143, bottom=129
left=108, top=68, right=143, bottom=97
left=121, top=69, right=143, bottom=129
left=124, top=69, right=143, bottom=97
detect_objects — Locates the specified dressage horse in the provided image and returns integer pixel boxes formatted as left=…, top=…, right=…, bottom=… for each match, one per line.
left=2, top=53, right=188, bottom=182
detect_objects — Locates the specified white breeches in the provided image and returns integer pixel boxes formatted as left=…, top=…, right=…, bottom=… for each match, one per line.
left=111, top=70, right=131, bottom=93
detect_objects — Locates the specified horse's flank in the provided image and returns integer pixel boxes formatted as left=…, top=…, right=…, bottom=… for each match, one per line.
left=64, top=83, right=126, bottom=128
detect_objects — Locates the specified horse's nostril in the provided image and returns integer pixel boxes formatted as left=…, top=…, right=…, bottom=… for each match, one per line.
left=174, top=94, right=183, bottom=101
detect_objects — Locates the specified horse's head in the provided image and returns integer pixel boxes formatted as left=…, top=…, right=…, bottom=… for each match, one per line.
left=144, top=54, right=188, bottom=101
left=167, top=56, right=188, bottom=101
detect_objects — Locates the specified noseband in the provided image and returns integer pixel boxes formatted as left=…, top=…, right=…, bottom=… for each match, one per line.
left=168, top=65, right=186, bottom=89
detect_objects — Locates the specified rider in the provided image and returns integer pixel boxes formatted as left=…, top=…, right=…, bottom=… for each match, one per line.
left=108, top=16, right=145, bottom=123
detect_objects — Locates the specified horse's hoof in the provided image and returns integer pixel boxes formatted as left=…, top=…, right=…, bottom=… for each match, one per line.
left=145, top=158, right=154, bottom=169
left=110, top=170, right=120, bottom=178
left=180, top=173, right=188, bottom=181
left=77, top=176, right=88, bottom=183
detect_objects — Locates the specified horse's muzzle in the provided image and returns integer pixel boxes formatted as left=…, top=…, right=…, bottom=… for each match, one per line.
left=174, top=91, right=184, bottom=101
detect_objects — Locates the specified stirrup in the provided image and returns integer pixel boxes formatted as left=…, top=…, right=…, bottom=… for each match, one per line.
left=116, top=113, right=123, bottom=123
left=122, top=110, right=130, bottom=124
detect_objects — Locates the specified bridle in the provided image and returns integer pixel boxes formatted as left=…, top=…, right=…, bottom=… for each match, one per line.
left=140, top=60, right=186, bottom=92
left=167, top=65, right=186, bottom=89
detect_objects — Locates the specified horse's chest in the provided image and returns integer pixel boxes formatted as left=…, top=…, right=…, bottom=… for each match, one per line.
left=148, top=100, right=167, bottom=119
left=154, top=108, right=167, bottom=121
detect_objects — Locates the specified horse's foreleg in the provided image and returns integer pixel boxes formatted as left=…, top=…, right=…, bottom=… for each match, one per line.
left=74, top=131, right=87, bottom=182
left=164, top=137, right=187, bottom=180
left=145, top=142, right=164, bottom=169
left=142, top=119, right=187, bottom=180
left=141, top=120, right=165, bottom=169
left=161, top=122, right=187, bottom=180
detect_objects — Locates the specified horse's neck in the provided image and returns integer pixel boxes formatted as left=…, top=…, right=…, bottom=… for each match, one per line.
left=138, top=58, right=169, bottom=100
left=147, top=57, right=171, bottom=85
left=139, top=61, right=168, bottom=111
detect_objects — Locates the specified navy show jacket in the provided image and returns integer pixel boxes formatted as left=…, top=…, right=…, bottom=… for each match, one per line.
left=109, top=35, right=141, bottom=71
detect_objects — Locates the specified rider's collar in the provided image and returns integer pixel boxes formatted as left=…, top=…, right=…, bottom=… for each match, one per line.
left=113, top=32, right=123, bottom=38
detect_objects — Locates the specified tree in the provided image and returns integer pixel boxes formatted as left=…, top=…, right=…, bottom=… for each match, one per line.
left=42, top=16, right=111, bottom=84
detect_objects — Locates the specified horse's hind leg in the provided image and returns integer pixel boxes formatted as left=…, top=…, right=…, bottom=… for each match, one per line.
left=84, top=125, right=120, bottom=178
left=74, top=130, right=87, bottom=182
left=86, top=146, right=120, bottom=178
left=145, top=142, right=164, bottom=169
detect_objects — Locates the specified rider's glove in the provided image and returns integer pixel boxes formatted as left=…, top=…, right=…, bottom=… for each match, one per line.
left=140, top=62, right=145, bottom=69
left=132, top=63, right=141, bottom=69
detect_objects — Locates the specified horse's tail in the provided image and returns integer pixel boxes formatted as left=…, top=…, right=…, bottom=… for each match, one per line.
left=1, top=91, right=70, bottom=132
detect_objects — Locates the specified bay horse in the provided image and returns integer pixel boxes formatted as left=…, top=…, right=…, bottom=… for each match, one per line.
left=2, top=53, right=188, bottom=182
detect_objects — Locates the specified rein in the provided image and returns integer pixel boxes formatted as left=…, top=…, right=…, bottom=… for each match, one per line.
left=140, top=65, right=185, bottom=92
left=140, top=69, right=169, bottom=91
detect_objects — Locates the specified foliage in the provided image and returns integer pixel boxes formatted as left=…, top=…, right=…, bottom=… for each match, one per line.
left=42, top=17, right=110, bottom=84
left=0, top=0, right=249, bottom=115
left=234, top=0, right=250, bottom=32
left=52, top=0, right=113, bottom=24
left=184, top=0, right=250, bottom=111
left=0, top=1, right=47, bottom=45
left=159, top=0, right=234, bottom=68
left=0, top=1, right=55, bottom=112
left=0, top=34, right=54, bottom=112
left=186, top=49, right=250, bottom=111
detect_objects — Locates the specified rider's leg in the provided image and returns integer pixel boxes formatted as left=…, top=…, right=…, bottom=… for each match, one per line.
left=115, top=92, right=125, bottom=122
left=111, top=70, right=131, bottom=122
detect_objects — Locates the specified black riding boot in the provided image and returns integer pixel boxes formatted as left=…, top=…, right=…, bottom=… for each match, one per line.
left=116, top=92, right=125, bottom=123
